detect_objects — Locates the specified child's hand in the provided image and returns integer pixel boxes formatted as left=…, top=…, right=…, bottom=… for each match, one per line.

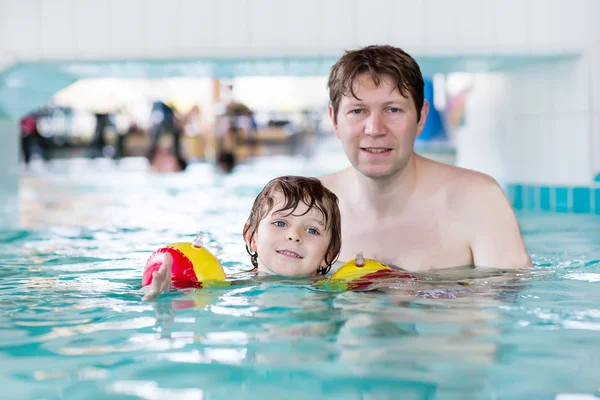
left=142, top=253, right=173, bottom=301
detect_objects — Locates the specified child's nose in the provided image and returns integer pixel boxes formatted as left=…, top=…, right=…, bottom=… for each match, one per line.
left=287, top=233, right=301, bottom=242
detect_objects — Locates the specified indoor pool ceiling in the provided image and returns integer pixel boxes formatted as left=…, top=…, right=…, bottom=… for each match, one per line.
left=0, top=54, right=576, bottom=118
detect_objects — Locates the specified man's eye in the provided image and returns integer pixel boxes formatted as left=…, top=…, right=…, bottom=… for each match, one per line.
left=273, top=221, right=286, bottom=227
left=306, top=228, right=319, bottom=235
left=388, top=107, right=403, bottom=113
left=349, top=109, right=363, bottom=115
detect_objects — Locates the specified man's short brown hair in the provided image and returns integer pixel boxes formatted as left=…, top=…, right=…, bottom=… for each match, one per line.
left=243, top=176, right=341, bottom=275
left=327, top=45, right=425, bottom=123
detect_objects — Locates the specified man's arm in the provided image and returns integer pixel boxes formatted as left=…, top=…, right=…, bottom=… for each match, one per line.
left=464, top=176, right=533, bottom=269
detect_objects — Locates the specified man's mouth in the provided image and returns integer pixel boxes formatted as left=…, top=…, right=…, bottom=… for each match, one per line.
left=276, top=250, right=303, bottom=259
left=361, top=147, right=392, bottom=154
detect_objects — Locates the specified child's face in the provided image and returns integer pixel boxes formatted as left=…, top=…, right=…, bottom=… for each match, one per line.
left=248, top=192, right=332, bottom=277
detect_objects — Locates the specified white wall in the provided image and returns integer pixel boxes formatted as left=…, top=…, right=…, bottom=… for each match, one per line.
left=457, top=41, right=600, bottom=186
left=0, top=119, right=19, bottom=228
left=455, top=74, right=510, bottom=182
left=1, top=0, right=598, bottom=63
left=505, top=54, right=592, bottom=185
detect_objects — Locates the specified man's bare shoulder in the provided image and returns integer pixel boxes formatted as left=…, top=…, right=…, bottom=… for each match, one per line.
left=419, top=157, right=501, bottom=204
left=448, top=166, right=504, bottom=207
left=426, top=160, right=517, bottom=229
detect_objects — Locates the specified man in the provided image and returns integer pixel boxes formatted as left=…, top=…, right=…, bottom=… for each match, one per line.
left=320, top=45, right=532, bottom=271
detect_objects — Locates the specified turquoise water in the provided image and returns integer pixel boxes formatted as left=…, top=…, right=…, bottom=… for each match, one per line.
left=2, top=151, right=600, bottom=400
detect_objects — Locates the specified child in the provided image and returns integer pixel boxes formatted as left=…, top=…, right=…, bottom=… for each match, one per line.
left=142, top=175, right=342, bottom=300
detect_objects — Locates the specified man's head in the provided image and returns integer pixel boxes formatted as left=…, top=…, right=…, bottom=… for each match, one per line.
left=328, top=45, right=425, bottom=124
left=327, top=45, right=429, bottom=179
left=243, top=176, right=341, bottom=276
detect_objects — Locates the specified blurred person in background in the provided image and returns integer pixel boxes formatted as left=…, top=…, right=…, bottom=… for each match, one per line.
left=215, top=83, right=259, bottom=160
left=91, top=112, right=112, bottom=158
left=216, top=126, right=239, bottom=173
left=147, top=136, right=187, bottom=173
left=149, top=100, right=183, bottom=155
left=20, top=111, right=48, bottom=164
left=146, top=101, right=187, bottom=172
left=113, top=107, right=134, bottom=160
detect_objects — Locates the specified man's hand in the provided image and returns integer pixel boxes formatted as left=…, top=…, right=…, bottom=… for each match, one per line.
left=142, top=253, right=173, bottom=301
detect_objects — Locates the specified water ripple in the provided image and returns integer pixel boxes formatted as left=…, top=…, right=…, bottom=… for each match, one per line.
left=2, top=159, right=600, bottom=399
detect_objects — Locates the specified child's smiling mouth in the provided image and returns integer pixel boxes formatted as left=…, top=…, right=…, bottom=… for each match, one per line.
left=276, top=250, right=303, bottom=259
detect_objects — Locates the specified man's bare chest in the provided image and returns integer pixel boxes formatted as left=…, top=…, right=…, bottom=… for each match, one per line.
left=339, top=212, right=472, bottom=271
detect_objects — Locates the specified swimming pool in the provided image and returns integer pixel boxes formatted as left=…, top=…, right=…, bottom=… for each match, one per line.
left=2, top=145, right=600, bottom=400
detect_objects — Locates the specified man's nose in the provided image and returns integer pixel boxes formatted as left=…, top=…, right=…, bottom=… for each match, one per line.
left=364, top=113, right=386, bottom=136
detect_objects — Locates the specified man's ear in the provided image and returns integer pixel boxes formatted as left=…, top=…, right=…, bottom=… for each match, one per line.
left=328, top=105, right=340, bottom=139
left=243, top=224, right=256, bottom=252
left=415, top=100, right=430, bottom=138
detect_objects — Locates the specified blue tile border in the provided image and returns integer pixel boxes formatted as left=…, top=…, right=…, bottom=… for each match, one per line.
left=555, top=187, right=569, bottom=213
left=539, top=187, right=551, bottom=211
left=508, top=185, right=523, bottom=209
left=506, top=184, right=600, bottom=214
left=572, top=188, right=591, bottom=213
left=525, top=186, right=536, bottom=210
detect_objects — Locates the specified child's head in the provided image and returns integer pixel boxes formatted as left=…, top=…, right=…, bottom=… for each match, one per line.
left=243, top=176, right=342, bottom=277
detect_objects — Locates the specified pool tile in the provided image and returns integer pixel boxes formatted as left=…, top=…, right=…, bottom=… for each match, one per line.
left=525, top=185, right=536, bottom=209
left=572, top=187, right=591, bottom=213
left=539, top=187, right=551, bottom=211
left=508, top=184, right=523, bottom=209
left=555, top=187, right=569, bottom=213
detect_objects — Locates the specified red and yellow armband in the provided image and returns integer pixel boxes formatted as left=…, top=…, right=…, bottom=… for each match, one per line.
left=142, top=233, right=228, bottom=289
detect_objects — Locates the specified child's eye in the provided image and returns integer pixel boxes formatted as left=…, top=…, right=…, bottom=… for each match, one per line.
left=273, top=221, right=286, bottom=227
left=306, top=228, right=320, bottom=235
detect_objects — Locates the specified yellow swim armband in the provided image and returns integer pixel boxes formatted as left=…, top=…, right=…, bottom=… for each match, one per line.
left=315, top=252, right=415, bottom=291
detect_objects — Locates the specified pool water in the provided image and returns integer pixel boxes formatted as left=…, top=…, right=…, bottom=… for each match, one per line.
left=1, top=148, right=600, bottom=400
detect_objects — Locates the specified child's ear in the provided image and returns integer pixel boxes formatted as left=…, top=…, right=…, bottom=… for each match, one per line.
left=320, top=249, right=336, bottom=269
left=243, top=224, right=257, bottom=252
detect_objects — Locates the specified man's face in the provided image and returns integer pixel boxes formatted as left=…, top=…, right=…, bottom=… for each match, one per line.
left=330, top=73, right=429, bottom=179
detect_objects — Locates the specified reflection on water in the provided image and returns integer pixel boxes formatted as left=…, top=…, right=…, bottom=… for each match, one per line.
left=2, top=154, right=600, bottom=399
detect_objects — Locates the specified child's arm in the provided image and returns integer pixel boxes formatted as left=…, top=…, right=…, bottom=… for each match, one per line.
left=142, top=252, right=173, bottom=301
